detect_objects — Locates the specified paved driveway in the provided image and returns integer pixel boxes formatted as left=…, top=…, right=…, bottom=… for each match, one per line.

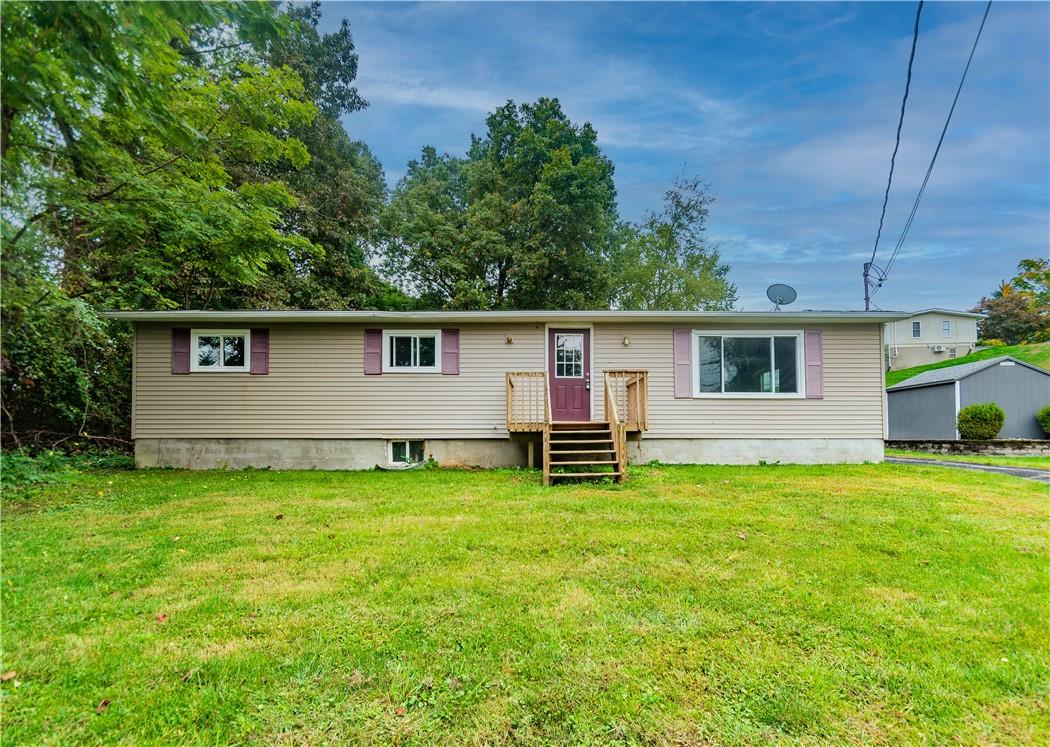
left=886, top=456, right=1050, bottom=483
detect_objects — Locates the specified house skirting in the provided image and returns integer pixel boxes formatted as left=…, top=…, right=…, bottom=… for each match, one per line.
left=135, top=437, right=883, bottom=470
left=630, top=438, right=884, bottom=465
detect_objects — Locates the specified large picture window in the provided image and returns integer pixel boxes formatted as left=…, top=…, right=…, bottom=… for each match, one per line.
left=694, top=331, right=803, bottom=397
left=382, top=330, right=441, bottom=373
left=191, top=329, right=250, bottom=372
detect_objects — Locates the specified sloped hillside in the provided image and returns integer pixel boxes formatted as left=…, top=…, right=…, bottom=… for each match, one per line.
left=886, top=343, right=1050, bottom=388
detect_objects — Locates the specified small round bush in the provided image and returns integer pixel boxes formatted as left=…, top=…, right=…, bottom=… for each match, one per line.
left=978, top=338, right=1005, bottom=347
left=957, top=402, right=1005, bottom=440
left=1037, top=405, right=1050, bottom=437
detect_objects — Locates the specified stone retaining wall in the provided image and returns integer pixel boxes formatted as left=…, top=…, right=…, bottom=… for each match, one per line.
left=885, top=439, right=1050, bottom=456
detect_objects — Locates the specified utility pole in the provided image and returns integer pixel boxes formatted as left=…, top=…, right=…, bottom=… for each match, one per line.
left=863, top=262, right=872, bottom=311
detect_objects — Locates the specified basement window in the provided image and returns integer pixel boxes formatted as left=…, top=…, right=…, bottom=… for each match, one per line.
left=389, top=440, right=424, bottom=466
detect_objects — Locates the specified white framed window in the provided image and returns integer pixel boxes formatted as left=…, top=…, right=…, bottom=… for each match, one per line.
left=949, top=348, right=958, bottom=358
left=941, top=320, right=952, bottom=337
left=382, top=330, right=441, bottom=373
left=389, top=440, right=424, bottom=465
left=693, top=330, right=804, bottom=398
left=912, top=321, right=921, bottom=338
left=554, top=333, right=584, bottom=378
left=190, top=329, right=250, bottom=372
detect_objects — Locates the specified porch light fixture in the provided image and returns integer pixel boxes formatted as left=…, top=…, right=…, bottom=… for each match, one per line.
left=505, top=335, right=513, bottom=344
left=622, top=336, right=631, bottom=346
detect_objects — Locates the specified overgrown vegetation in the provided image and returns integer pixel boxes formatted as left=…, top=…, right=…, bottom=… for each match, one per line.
left=957, top=402, right=1006, bottom=440
left=1, top=448, right=133, bottom=497
left=2, top=465, right=1046, bottom=743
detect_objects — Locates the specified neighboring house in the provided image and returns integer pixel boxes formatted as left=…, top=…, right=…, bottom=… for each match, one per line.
left=883, top=309, right=984, bottom=370
left=887, top=356, right=1050, bottom=440
left=104, top=309, right=907, bottom=480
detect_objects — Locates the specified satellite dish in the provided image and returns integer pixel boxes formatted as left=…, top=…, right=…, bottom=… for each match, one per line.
left=766, top=283, right=797, bottom=311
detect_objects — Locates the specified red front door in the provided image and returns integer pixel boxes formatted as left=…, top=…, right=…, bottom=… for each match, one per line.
left=548, top=328, right=591, bottom=421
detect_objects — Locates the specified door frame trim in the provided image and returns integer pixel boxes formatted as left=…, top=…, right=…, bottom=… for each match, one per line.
left=544, top=323, right=595, bottom=421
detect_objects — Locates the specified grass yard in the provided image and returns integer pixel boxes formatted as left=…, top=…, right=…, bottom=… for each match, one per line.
left=885, top=342, right=1050, bottom=388
left=2, top=464, right=1048, bottom=745
left=885, top=448, right=1050, bottom=470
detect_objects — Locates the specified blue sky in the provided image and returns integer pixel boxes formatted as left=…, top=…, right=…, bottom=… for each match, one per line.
left=319, top=1, right=1049, bottom=311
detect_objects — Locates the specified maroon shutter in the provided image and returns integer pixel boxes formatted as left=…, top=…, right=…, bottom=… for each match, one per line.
left=250, top=328, right=269, bottom=375
left=673, top=328, right=692, bottom=398
left=805, top=329, right=824, bottom=399
left=171, top=327, right=190, bottom=375
left=441, top=329, right=460, bottom=375
left=364, top=329, right=382, bottom=375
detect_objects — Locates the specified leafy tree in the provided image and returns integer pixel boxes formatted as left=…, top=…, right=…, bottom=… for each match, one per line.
left=223, top=2, right=406, bottom=310
left=973, top=259, right=1050, bottom=344
left=609, top=175, right=736, bottom=310
left=1, top=1, right=401, bottom=442
left=384, top=98, right=618, bottom=309
left=1011, top=258, right=1050, bottom=308
left=2, top=0, right=318, bottom=310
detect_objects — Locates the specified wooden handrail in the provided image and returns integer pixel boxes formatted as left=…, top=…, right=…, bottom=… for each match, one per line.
left=603, top=372, right=627, bottom=482
left=544, top=374, right=552, bottom=425
left=603, top=370, right=648, bottom=432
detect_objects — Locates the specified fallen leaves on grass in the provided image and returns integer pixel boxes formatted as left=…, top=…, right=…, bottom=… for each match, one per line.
left=275, top=513, right=284, bottom=520
left=156, top=613, right=168, bottom=624
left=96, top=699, right=110, bottom=715
left=1, top=671, right=16, bottom=682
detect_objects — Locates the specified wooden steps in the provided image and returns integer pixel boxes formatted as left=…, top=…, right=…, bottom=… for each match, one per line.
left=543, top=421, right=623, bottom=484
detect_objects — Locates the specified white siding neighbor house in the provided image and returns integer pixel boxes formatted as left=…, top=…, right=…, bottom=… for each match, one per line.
left=883, top=308, right=984, bottom=371
left=104, top=309, right=908, bottom=482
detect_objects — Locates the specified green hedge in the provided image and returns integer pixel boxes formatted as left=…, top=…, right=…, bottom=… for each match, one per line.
left=1037, top=405, right=1050, bottom=437
left=957, top=403, right=1005, bottom=440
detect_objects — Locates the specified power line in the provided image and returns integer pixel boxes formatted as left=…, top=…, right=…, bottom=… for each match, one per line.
left=869, top=1, right=924, bottom=268
left=878, top=0, right=993, bottom=284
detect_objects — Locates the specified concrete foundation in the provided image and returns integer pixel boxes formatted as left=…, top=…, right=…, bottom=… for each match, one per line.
left=135, top=437, right=530, bottom=470
left=886, top=344, right=976, bottom=371
left=629, top=438, right=885, bottom=465
left=136, top=436, right=883, bottom=470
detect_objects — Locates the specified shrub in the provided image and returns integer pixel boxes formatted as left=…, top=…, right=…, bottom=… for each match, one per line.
left=1037, top=405, right=1050, bottom=437
left=956, top=403, right=1005, bottom=440
left=1, top=448, right=133, bottom=494
left=978, top=338, right=1005, bottom=347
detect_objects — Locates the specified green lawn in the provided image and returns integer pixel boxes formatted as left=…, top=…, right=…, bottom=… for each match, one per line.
left=886, top=342, right=1050, bottom=388
left=3, top=465, right=1047, bottom=744
left=885, top=448, right=1050, bottom=470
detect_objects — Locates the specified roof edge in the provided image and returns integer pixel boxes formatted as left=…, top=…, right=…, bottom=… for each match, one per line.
left=907, top=308, right=986, bottom=319
left=101, top=309, right=912, bottom=324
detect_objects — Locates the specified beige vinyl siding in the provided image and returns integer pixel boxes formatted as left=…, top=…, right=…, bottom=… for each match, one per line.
left=133, top=321, right=886, bottom=441
left=593, top=323, right=885, bottom=439
left=134, top=323, right=544, bottom=439
left=884, top=313, right=978, bottom=347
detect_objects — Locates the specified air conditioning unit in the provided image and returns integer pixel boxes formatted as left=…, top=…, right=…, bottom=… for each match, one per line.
left=932, top=345, right=945, bottom=353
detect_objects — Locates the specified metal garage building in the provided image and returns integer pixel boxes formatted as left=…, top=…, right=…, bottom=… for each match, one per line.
left=887, top=356, right=1050, bottom=440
